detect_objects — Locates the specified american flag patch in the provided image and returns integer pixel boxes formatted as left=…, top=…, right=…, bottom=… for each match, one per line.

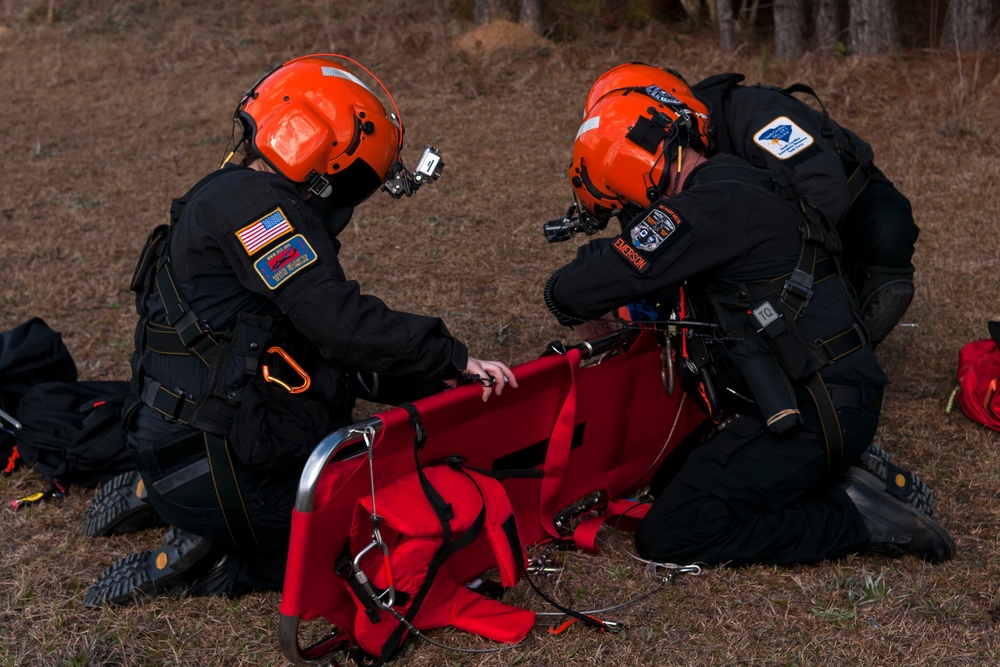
left=236, top=208, right=293, bottom=255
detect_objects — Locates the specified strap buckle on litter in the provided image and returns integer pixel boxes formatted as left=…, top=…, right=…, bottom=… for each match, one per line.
left=262, top=346, right=311, bottom=394
left=351, top=425, right=396, bottom=610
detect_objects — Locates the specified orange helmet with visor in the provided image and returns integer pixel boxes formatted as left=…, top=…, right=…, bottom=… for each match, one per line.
left=235, top=54, right=403, bottom=207
left=569, top=87, right=700, bottom=225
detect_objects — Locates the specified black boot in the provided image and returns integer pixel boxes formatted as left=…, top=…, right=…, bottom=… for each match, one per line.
left=854, top=443, right=935, bottom=518
left=83, top=527, right=221, bottom=606
left=81, top=470, right=167, bottom=537
left=843, top=468, right=955, bottom=563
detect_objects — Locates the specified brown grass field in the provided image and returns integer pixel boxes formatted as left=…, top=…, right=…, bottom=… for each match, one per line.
left=2, top=2, right=1000, bottom=665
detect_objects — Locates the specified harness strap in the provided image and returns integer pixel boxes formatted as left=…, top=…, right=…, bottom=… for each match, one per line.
left=141, top=377, right=196, bottom=424
left=816, top=323, right=867, bottom=362
left=335, top=546, right=393, bottom=624
left=153, top=258, right=219, bottom=359
left=203, top=432, right=260, bottom=552
left=376, top=404, right=490, bottom=663
left=802, top=374, right=844, bottom=478
left=539, top=348, right=582, bottom=539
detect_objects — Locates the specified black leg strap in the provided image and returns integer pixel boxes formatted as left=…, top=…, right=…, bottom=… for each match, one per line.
left=803, top=374, right=844, bottom=479
left=203, top=432, right=259, bottom=552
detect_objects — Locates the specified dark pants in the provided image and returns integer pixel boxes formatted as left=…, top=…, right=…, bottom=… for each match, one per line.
left=839, top=168, right=919, bottom=301
left=125, top=406, right=311, bottom=594
left=636, top=389, right=879, bottom=566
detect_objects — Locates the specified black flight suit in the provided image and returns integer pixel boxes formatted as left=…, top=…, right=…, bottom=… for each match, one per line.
left=692, top=75, right=919, bottom=341
left=544, top=155, right=888, bottom=565
left=127, top=165, right=467, bottom=594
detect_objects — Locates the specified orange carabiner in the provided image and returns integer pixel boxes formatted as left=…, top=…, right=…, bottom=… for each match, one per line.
left=261, top=346, right=311, bottom=394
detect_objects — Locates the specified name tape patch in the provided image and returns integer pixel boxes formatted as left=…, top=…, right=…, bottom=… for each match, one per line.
left=253, top=234, right=317, bottom=289
left=753, top=116, right=814, bottom=160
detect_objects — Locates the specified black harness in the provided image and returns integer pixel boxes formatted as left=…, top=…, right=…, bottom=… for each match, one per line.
left=686, top=163, right=870, bottom=476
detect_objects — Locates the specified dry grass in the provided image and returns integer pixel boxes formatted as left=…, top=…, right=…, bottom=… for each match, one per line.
left=2, top=1, right=1000, bottom=665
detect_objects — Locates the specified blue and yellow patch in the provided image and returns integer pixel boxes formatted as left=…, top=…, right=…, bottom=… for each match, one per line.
left=253, top=234, right=317, bottom=290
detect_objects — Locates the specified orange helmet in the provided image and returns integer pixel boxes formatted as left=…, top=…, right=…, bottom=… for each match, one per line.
left=235, top=54, right=403, bottom=207
left=583, top=62, right=709, bottom=148
left=569, top=88, right=698, bottom=222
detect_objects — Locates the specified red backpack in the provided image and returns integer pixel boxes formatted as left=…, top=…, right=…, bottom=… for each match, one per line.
left=955, top=322, right=1000, bottom=432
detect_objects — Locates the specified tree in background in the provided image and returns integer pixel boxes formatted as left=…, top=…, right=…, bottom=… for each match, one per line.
left=773, top=0, right=807, bottom=58
left=848, top=0, right=899, bottom=54
left=472, top=1, right=997, bottom=57
left=473, top=0, right=543, bottom=33
left=942, top=0, right=998, bottom=52
left=812, top=0, right=842, bottom=52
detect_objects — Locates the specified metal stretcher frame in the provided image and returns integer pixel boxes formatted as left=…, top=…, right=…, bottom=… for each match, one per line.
left=278, top=329, right=705, bottom=666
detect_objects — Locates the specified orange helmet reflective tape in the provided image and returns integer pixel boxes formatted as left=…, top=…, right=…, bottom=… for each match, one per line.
left=569, top=88, right=696, bottom=221
left=583, top=62, right=710, bottom=148
left=235, top=54, right=403, bottom=207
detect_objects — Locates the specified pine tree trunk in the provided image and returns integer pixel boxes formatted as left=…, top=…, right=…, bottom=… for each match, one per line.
left=474, top=0, right=514, bottom=24
left=518, top=0, right=543, bottom=34
left=773, top=0, right=806, bottom=59
left=848, top=0, right=899, bottom=55
left=942, top=0, right=997, bottom=52
left=717, top=0, right=736, bottom=51
left=813, top=0, right=841, bottom=53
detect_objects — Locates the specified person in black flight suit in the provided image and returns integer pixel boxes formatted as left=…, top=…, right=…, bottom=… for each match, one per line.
left=542, top=83, right=954, bottom=567
left=82, top=54, right=517, bottom=606
left=582, top=63, right=919, bottom=347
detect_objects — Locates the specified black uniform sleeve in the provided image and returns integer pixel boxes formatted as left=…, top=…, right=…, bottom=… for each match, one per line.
left=205, top=175, right=468, bottom=379
left=545, top=189, right=746, bottom=324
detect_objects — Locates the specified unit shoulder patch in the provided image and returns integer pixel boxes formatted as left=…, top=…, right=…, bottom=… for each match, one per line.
left=752, top=116, right=815, bottom=160
left=613, top=203, right=685, bottom=273
left=253, top=234, right=317, bottom=290
left=236, top=207, right=294, bottom=255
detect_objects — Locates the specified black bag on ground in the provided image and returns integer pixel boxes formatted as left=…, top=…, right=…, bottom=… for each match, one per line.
left=15, top=380, right=133, bottom=487
left=1, top=317, right=78, bottom=471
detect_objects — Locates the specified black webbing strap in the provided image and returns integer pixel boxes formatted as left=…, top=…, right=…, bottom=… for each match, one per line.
left=375, top=403, right=488, bottom=664
left=815, top=323, right=867, bottom=363
left=203, top=432, right=260, bottom=552
left=778, top=83, right=834, bottom=143
left=691, top=163, right=843, bottom=320
left=335, top=545, right=387, bottom=624
left=144, top=321, right=194, bottom=356
left=153, top=258, right=219, bottom=359
left=141, top=377, right=196, bottom=424
left=803, top=374, right=844, bottom=479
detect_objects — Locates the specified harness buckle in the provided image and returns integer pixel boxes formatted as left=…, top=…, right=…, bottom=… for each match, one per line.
left=781, top=268, right=815, bottom=310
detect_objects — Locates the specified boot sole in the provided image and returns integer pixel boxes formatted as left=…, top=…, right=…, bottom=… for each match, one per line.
left=83, top=528, right=214, bottom=606
left=81, top=470, right=166, bottom=537
left=857, top=444, right=936, bottom=518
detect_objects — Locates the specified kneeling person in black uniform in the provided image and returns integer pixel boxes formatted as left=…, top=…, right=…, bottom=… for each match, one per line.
left=543, top=84, right=953, bottom=566
left=582, top=63, right=919, bottom=346
left=83, top=54, right=517, bottom=606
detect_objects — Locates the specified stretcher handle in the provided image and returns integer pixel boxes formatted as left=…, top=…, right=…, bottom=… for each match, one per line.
left=295, top=418, right=384, bottom=513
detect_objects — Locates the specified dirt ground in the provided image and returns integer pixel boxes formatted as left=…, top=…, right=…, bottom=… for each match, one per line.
left=2, top=1, right=1000, bottom=666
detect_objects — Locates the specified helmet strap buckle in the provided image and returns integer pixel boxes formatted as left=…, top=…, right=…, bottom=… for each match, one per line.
left=306, top=171, right=333, bottom=199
